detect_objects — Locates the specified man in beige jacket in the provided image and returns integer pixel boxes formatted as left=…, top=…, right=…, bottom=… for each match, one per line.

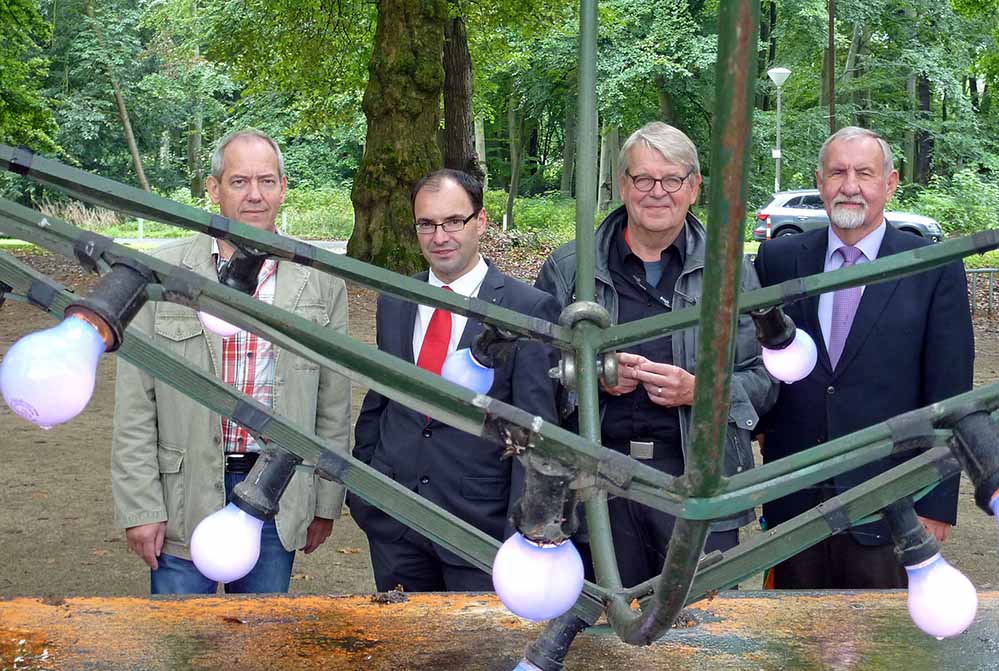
left=112, top=129, right=350, bottom=593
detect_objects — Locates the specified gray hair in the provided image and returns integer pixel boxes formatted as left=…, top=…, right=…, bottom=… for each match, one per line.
left=817, top=126, right=893, bottom=177
left=210, top=129, right=286, bottom=180
left=618, top=122, right=700, bottom=178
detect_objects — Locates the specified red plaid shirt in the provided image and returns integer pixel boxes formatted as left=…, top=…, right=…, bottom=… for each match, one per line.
left=219, top=257, right=278, bottom=453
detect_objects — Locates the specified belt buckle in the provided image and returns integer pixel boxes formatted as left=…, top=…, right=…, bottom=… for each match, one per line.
left=629, top=440, right=655, bottom=460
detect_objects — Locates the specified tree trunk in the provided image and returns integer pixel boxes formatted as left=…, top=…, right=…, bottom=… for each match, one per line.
left=188, top=110, right=204, bottom=198
left=474, top=116, right=488, bottom=190
left=86, top=0, right=150, bottom=192
left=904, top=71, right=916, bottom=183
left=758, top=1, right=772, bottom=111
left=560, top=89, right=576, bottom=197
left=505, top=94, right=521, bottom=230
left=347, top=0, right=447, bottom=273
left=843, top=22, right=862, bottom=82
left=970, top=76, right=980, bottom=112
left=597, top=124, right=611, bottom=211
left=607, top=126, right=620, bottom=205
left=827, top=0, right=836, bottom=133
left=187, top=0, right=205, bottom=199
left=915, top=73, right=932, bottom=185
left=442, top=16, right=480, bottom=180
left=656, top=75, right=677, bottom=126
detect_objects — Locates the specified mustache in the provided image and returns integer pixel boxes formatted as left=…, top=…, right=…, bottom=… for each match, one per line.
left=832, top=196, right=866, bottom=207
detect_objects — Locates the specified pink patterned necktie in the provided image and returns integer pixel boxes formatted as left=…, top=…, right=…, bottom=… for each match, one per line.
left=827, top=245, right=865, bottom=369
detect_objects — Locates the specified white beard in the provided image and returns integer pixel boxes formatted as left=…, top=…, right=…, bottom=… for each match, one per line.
left=830, top=200, right=867, bottom=229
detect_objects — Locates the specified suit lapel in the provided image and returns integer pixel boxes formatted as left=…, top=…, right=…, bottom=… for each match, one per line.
left=794, top=231, right=832, bottom=374
left=833, top=228, right=903, bottom=375
left=402, top=270, right=428, bottom=364
left=456, top=263, right=504, bottom=350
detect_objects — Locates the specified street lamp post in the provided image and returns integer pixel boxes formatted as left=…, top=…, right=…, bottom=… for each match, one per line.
left=767, top=67, right=791, bottom=194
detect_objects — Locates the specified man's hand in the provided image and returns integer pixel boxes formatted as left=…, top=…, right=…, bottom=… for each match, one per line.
left=303, top=516, right=335, bottom=554
left=633, top=360, right=695, bottom=407
left=126, top=522, right=166, bottom=570
left=602, top=352, right=647, bottom=396
left=918, top=516, right=952, bottom=543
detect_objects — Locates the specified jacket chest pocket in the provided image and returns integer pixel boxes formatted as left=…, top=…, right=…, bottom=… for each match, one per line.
left=155, top=308, right=205, bottom=352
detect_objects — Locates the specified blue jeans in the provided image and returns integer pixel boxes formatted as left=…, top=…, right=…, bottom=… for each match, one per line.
left=150, top=472, right=296, bottom=595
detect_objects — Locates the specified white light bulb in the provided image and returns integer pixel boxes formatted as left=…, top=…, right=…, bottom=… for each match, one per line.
left=190, top=502, right=264, bottom=583
left=441, top=348, right=495, bottom=394
left=905, top=552, right=977, bottom=639
left=198, top=311, right=241, bottom=337
left=492, top=533, right=584, bottom=622
left=762, top=329, right=818, bottom=383
left=512, top=661, right=543, bottom=671
left=0, top=315, right=107, bottom=429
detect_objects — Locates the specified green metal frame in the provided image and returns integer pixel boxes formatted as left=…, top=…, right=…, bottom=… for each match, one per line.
left=1, top=0, right=999, bottom=653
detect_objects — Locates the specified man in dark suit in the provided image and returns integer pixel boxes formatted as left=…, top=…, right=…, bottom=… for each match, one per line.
left=350, top=169, right=560, bottom=592
left=754, top=126, right=974, bottom=589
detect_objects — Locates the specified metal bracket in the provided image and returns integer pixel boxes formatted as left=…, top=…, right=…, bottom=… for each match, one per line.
left=233, top=400, right=274, bottom=441
left=817, top=496, right=851, bottom=535
left=9, top=146, right=34, bottom=176
left=26, top=280, right=58, bottom=311
left=886, top=408, right=936, bottom=454
left=73, top=233, right=115, bottom=275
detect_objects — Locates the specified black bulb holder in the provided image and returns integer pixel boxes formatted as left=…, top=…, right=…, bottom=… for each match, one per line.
left=219, top=249, right=269, bottom=295
left=882, top=497, right=940, bottom=567
left=948, top=410, right=999, bottom=515
left=512, top=454, right=580, bottom=545
left=66, top=257, right=154, bottom=352
left=231, top=446, right=303, bottom=521
left=750, top=305, right=796, bottom=351
left=470, top=323, right=519, bottom=369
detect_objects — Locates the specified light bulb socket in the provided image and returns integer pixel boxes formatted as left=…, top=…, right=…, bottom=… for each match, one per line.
left=219, top=249, right=269, bottom=295
left=524, top=612, right=589, bottom=671
left=750, top=306, right=796, bottom=350
left=470, top=324, right=519, bottom=369
left=66, top=258, right=154, bottom=352
left=948, top=410, right=999, bottom=515
left=882, top=497, right=940, bottom=567
left=512, top=454, right=580, bottom=544
left=231, top=446, right=302, bottom=521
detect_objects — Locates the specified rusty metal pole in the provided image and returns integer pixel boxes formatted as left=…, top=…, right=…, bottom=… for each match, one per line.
left=605, top=0, right=760, bottom=645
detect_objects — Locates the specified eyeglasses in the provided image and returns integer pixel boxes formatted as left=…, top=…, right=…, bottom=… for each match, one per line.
left=414, top=209, right=480, bottom=235
left=626, top=169, right=694, bottom=193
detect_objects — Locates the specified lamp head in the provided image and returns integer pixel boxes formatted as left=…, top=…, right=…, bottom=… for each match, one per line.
left=767, top=67, right=791, bottom=87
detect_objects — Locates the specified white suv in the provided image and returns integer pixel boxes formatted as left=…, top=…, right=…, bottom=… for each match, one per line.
left=752, top=190, right=943, bottom=242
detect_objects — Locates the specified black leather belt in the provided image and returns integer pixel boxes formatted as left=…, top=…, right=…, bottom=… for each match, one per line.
left=225, top=452, right=259, bottom=474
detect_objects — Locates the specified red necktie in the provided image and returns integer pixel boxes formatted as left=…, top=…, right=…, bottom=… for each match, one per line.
left=416, top=286, right=452, bottom=375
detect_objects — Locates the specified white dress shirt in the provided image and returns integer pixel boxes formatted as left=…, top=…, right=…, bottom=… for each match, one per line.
left=818, top=222, right=887, bottom=349
left=412, top=255, right=489, bottom=362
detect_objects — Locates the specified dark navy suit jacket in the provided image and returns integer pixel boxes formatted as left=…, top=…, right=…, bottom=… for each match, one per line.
left=754, top=225, right=974, bottom=545
left=349, top=263, right=561, bottom=564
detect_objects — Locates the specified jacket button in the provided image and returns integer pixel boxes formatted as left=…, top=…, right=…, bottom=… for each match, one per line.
left=213, top=435, right=221, bottom=445
left=420, top=476, right=430, bottom=485
left=215, top=481, right=223, bottom=491
left=826, top=386, right=836, bottom=395
left=423, top=428, right=432, bottom=438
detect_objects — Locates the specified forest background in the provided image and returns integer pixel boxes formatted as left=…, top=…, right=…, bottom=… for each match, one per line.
left=2, top=0, right=999, bottom=272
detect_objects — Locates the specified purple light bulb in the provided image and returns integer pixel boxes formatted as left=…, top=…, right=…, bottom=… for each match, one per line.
left=190, top=502, right=264, bottom=583
left=492, top=533, right=584, bottom=622
left=198, top=311, right=241, bottom=337
left=762, top=328, right=818, bottom=383
left=0, top=315, right=107, bottom=429
left=991, top=495, right=999, bottom=547
left=441, top=348, right=495, bottom=394
left=905, top=552, right=977, bottom=639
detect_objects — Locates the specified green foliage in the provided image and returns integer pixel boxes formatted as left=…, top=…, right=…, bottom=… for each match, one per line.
left=0, top=0, right=58, bottom=150
left=897, top=169, right=999, bottom=237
